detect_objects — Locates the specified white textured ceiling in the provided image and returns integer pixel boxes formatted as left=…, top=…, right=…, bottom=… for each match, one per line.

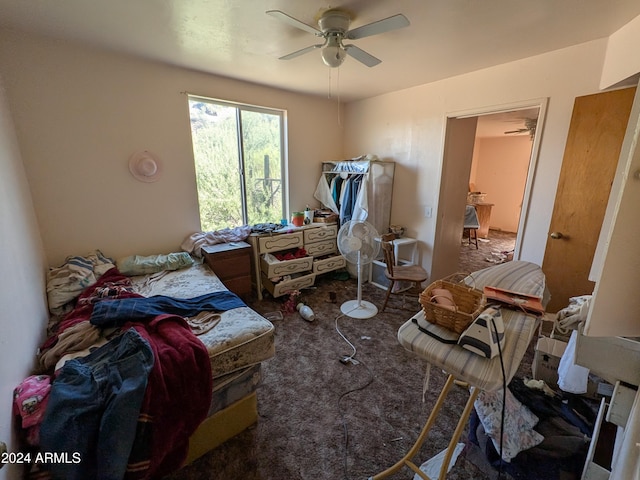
left=1, top=1, right=640, bottom=103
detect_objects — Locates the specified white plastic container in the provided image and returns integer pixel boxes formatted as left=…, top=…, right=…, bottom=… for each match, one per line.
left=297, top=303, right=315, bottom=322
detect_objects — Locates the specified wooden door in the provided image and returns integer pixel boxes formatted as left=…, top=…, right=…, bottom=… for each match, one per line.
left=542, top=87, right=636, bottom=312
left=432, top=116, right=478, bottom=281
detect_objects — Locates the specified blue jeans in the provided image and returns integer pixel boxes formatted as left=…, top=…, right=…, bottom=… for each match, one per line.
left=90, top=291, right=246, bottom=327
left=40, top=328, right=154, bottom=480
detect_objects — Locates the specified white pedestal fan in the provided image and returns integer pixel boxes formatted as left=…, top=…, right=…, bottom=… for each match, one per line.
left=337, top=220, right=380, bottom=319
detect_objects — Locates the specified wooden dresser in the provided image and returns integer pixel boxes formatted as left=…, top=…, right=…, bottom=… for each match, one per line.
left=202, top=241, right=252, bottom=299
left=248, top=223, right=345, bottom=299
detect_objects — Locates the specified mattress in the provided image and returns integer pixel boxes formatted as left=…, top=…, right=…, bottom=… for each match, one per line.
left=208, top=364, right=262, bottom=416
left=130, top=263, right=275, bottom=378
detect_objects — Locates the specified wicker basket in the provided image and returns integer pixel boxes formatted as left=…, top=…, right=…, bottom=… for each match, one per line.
left=419, top=273, right=485, bottom=334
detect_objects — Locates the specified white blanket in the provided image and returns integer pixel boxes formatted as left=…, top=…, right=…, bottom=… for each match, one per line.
left=181, top=225, right=252, bottom=257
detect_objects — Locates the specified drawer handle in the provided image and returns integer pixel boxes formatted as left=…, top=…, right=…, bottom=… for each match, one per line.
left=263, top=238, right=300, bottom=250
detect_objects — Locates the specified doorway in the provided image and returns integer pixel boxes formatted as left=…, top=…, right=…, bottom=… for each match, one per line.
left=460, top=108, right=539, bottom=271
left=431, top=100, right=547, bottom=280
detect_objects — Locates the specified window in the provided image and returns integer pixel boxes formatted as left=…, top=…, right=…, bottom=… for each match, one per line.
left=188, top=95, right=286, bottom=231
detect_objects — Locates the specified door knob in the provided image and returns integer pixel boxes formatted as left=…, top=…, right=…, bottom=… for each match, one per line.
left=550, top=232, right=563, bottom=239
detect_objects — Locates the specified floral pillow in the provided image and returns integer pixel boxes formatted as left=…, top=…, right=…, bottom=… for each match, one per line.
left=474, top=388, right=544, bottom=462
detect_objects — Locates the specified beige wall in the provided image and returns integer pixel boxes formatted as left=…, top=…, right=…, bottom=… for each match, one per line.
left=4, top=21, right=640, bottom=273
left=0, top=75, right=48, bottom=480
left=601, top=14, right=640, bottom=89
left=343, top=39, right=609, bottom=275
left=471, top=135, right=533, bottom=233
left=0, top=29, right=343, bottom=267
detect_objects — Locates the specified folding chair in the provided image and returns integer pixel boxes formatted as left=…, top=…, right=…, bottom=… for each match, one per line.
left=463, top=205, right=480, bottom=249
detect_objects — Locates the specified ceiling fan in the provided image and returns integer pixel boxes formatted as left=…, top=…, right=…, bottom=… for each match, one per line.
left=504, top=117, right=538, bottom=138
left=266, top=9, right=410, bottom=68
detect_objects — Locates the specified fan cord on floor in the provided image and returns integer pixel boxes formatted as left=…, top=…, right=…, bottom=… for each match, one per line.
left=335, top=309, right=358, bottom=361
left=335, top=311, right=375, bottom=480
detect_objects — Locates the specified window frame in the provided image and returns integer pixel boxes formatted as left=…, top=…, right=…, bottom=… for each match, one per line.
left=188, top=94, right=288, bottom=229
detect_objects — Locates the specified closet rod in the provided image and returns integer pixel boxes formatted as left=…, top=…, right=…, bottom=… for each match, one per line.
left=323, top=170, right=369, bottom=176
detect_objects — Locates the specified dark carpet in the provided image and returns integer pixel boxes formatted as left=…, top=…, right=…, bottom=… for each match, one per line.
left=165, top=262, right=534, bottom=480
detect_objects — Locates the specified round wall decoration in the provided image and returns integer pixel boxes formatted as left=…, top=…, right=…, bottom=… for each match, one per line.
left=129, top=151, right=161, bottom=183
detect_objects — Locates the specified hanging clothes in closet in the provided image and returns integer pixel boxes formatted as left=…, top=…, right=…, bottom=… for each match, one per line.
left=340, top=174, right=367, bottom=225
left=314, top=159, right=370, bottom=226
left=314, top=157, right=395, bottom=234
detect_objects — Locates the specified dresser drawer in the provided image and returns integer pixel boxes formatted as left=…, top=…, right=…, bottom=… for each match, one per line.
left=261, top=272, right=316, bottom=298
left=257, top=232, right=303, bottom=254
left=313, top=255, right=346, bottom=274
left=202, top=242, right=252, bottom=298
left=206, top=253, right=251, bottom=280
left=304, top=224, right=337, bottom=243
left=306, top=239, right=337, bottom=257
left=260, top=255, right=313, bottom=278
left=220, top=276, right=252, bottom=298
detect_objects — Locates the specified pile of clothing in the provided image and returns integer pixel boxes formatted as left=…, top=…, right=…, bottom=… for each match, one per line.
left=14, top=267, right=218, bottom=479
left=469, top=376, right=596, bottom=480
left=272, top=248, right=307, bottom=261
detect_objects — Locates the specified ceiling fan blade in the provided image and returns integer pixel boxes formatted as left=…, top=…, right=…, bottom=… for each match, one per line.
left=504, top=129, right=527, bottom=134
left=279, top=43, right=324, bottom=60
left=346, top=13, right=409, bottom=40
left=343, top=45, right=381, bottom=67
left=266, top=10, right=321, bottom=36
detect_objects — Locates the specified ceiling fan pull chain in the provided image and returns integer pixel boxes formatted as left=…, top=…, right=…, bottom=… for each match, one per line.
left=337, top=67, right=342, bottom=128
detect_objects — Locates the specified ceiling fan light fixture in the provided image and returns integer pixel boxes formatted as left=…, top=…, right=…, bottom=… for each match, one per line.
left=321, top=36, right=346, bottom=67
left=321, top=45, right=346, bottom=67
